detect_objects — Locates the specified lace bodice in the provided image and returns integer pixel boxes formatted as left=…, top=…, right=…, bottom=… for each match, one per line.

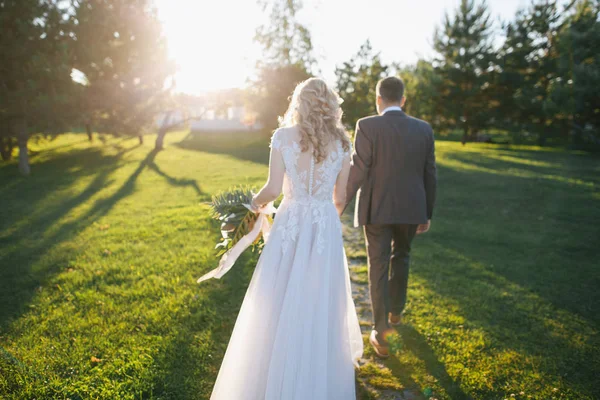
left=270, top=127, right=348, bottom=205
left=269, top=127, right=351, bottom=255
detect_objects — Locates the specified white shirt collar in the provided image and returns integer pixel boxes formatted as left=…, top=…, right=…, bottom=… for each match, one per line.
left=382, top=106, right=403, bottom=114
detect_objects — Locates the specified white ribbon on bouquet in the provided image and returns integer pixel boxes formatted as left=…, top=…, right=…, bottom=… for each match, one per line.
left=197, top=203, right=276, bottom=283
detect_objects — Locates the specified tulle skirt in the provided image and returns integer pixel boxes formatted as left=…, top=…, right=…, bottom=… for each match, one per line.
left=210, top=200, right=363, bottom=400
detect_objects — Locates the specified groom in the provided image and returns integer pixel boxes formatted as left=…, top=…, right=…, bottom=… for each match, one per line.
left=346, top=76, right=437, bottom=358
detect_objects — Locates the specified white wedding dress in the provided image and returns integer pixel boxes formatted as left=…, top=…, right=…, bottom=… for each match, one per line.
left=210, top=127, right=363, bottom=400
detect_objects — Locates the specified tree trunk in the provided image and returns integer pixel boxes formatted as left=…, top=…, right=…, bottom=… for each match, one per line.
left=155, top=128, right=166, bottom=151
left=86, top=122, right=93, bottom=142
left=0, top=118, right=7, bottom=161
left=461, top=125, right=470, bottom=146
left=538, top=133, right=546, bottom=147
left=0, top=135, right=15, bottom=161
left=0, top=136, right=7, bottom=161
left=8, top=137, right=14, bottom=159
left=12, top=118, right=30, bottom=175
left=138, top=135, right=144, bottom=145
left=1, top=137, right=10, bottom=161
left=155, top=111, right=173, bottom=151
left=0, top=118, right=12, bottom=161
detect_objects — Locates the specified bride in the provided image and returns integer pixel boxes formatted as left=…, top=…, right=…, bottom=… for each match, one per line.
left=209, top=78, right=363, bottom=400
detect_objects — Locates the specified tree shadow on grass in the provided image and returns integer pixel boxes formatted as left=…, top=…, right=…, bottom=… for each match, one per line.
left=147, top=157, right=202, bottom=196
left=0, top=144, right=141, bottom=331
left=412, top=240, right=600, bottom=398
left=82, top=148, right=204, bottom=219
left=0, top=146, right=204, bottom=333
left=444, top=147, right=600, bottom=189
left=175, top=130, right=271, bottom=165
left=436, top=150, right=599, bottom=326
left=411, top=150, right=600, bottom=397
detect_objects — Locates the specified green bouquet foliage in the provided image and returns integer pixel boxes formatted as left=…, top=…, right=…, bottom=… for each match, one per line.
left=210, top=187, right=268, bottom=257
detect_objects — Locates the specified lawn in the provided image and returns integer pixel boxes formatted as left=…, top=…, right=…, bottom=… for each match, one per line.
left=0, top=131, right=598, bottom=399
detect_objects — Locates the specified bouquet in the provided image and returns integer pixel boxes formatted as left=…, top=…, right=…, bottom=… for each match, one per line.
left=197, top=187, right=275, bottom=283
left=211, top=187, right=268, bottom=256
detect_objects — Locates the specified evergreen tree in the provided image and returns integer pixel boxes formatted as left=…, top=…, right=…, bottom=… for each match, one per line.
left=432, top=0, right=495, bottom=143
left=549, top=0, right=600, bottom=147
left=498, top=0, right=563, bottom=145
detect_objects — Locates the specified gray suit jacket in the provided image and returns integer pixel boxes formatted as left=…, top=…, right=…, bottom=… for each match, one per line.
left=346, top=110, right=437, bottom=227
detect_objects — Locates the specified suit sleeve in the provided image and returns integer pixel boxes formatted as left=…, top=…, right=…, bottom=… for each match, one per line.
left=345, top=120, right=373, bottom=208
left=424, top=128, right=437, bottom=219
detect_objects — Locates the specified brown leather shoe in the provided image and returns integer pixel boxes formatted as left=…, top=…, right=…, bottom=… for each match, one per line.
left=369, top=330, right=389, bottom=359
left=389, top=312, right=402, bottom=326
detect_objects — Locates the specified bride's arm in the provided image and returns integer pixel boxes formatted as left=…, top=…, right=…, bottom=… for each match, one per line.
left=333, top=152, right=351, bottom=217
left=252, top=141, right=284, bottom=209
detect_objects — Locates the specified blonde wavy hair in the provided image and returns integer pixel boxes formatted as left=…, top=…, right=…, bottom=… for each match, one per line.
left=279, top=78, right=351, bottom=163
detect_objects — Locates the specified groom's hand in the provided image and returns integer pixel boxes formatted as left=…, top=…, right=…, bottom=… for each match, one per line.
left=416, top=220, right=431, bottom=235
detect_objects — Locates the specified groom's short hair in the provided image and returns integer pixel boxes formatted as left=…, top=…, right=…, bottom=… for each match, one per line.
left=377, top=77, right=405, bottom=103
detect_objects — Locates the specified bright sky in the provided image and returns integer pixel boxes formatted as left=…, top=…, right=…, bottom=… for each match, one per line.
left=156, top=0, right=529, bottom=94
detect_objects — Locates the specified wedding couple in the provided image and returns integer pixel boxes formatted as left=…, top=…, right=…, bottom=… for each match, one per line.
left=209, top=76, right=437, bottom=399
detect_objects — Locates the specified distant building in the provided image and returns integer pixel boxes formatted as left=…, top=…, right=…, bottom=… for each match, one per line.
left=155, top=106, right=263, bottom=132
left=190, top=106, right=262, bottom=132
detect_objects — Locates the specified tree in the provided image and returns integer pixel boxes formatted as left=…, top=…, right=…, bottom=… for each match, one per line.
left=397, top=60, right=442, bottom=126
left=248, top=0, right=314, bottom=129
left=254, top=0, right=316, bottom=70
left=248, top=63, right=310, bottom=129
left=497, top=0, right=563, bottom=145
left=432, top=0, right=495, bottom=143
left=71, top=0, right=174, bottom=143
left=549, top=0, right=600, bottom=148
left=335, top=40, right=389, bottom=129
left=0, top=0, right=75, bottom=174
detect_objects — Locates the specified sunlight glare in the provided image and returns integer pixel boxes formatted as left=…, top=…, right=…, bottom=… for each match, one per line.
left=156, top=0, right=264, bottom=94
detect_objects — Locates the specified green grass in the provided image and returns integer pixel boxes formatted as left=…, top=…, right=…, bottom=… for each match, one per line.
left=1, top=131, right=599, bottom=399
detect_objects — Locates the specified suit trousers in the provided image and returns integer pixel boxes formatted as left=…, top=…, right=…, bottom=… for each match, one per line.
left=364, top=224, right=418, bottom=338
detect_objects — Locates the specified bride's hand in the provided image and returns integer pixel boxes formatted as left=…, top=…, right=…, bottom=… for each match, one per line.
left=250, top=197, right=262, bottom=213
